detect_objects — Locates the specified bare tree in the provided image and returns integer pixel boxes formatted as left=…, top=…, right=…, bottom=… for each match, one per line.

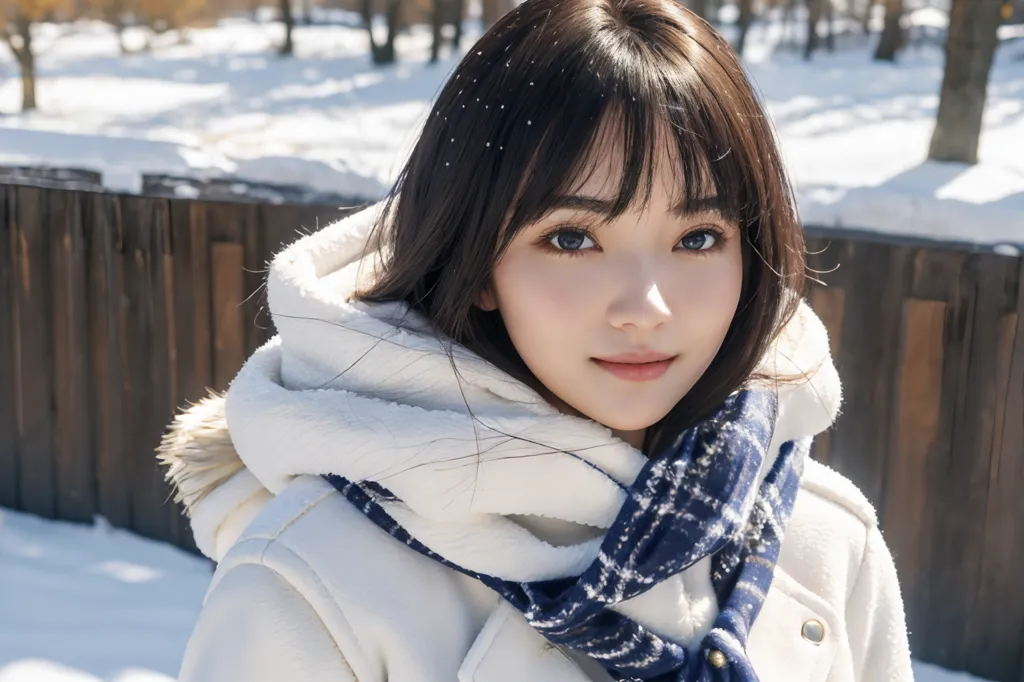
left=782, top=0, right=797, bottom=46
left=803, top=0, right=823, bottom=60
left=860, top=0, right=876, bottom=32
left=481, top=0, right=512, bottom=27
left=302, top=0, right=313, bottom=25
left=734, top=0, right=755, bottom=57
left=279, top=0, right=294, bottom=54
left=1, top=15, right=38, bottom=110
left=824, top=0, right=834, bottom=51
left=873, top=0, right=903, bottom=61
left=928, top=0, right=1004, bottom=164
left=362, top=0, right=403, bottom=65
left=1, top=0, right=70, bottom=111
left=430, top=0, right=463, bottom=63
left=91, top=0, right=132, bottom=53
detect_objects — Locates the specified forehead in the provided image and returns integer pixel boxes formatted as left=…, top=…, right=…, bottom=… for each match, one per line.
left=566, top=116, right=707, bottom=208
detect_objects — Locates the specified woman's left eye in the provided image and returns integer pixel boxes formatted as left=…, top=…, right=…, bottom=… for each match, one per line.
left=678, top=229, right=719, bottom=251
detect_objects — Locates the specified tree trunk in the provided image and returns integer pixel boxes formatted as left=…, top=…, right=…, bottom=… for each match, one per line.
left=451, top=0, right=464, bottom=50
left=430, top=0, right=459, bottom=63
left=365, top=0, right=402, bottom=64
left=482, top=0, right=512, bottom=27
left=689, top=0, right=710, bottom=19
left=382, top=0, right=401, bottom=63
left=2, top=18, right=38, bottom=112
left=302, top=0, right=314, bottom=25
left=19, top=49, right=37, bottom=112
left=782, top=0, right=796, bottom=46
left=430, top=0, right=444, bottom=63
left=824, top=0, right=834, bottom=51
left=804, top=0, right=822, bottom=60
left=734, top=0, right=755, bottom=57
left=873, top=0, right=903, bottom=61
left=279, top=0, right=295, bottom=55
left=928, top=0, right=1003, bottom=164
left=861, top=0, right=876, bottom=32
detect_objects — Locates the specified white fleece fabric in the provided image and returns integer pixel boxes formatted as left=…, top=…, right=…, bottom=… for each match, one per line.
left=171, top=203, right=912, bottom=682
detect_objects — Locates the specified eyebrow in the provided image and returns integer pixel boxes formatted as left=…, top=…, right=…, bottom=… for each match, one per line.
left=545, top=193, right=724, bottom=219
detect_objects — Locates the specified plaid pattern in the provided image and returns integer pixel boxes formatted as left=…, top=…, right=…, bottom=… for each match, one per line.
left=325, top=389, right=810, bottom=681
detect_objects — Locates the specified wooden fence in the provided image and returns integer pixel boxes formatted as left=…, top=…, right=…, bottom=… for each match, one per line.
left=1, top=182, right=1022, bottom=682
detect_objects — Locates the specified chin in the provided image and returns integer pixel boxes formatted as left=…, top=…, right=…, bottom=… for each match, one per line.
left=590, top=409, right=669, bottom=433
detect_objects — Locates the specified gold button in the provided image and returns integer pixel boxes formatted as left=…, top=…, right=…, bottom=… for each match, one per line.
left=801, top=619, right=825, bottom=644
left=708, top=649, right=728, bottom=668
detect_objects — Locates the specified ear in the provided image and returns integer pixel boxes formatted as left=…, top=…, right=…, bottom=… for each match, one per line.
left=476, top=284, right=498, bottom=312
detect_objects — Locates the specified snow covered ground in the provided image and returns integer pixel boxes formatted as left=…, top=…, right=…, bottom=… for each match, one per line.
left=0, top=12, right=1022, bottom=248
left=0, top=508, right=996, bottom=681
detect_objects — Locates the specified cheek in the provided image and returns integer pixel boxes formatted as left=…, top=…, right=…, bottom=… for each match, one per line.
left=665, top=253, right=745, bottom=338
left=491, top=253, right=596, bottom=336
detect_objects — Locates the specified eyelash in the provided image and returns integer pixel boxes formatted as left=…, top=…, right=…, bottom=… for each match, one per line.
left=536, top=224, right=728, bottom=258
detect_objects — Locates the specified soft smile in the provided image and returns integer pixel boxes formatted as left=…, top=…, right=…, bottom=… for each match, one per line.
left=591, top=352, right=678, bottom=382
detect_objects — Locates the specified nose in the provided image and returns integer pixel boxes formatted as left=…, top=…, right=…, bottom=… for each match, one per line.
left=606, top=263, right=672, bottom=332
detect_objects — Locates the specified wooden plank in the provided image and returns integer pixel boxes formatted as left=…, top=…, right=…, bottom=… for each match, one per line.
left=242, top=205, right=270, bottom=356
left=211, top=242, right=246, bottom=391
left=256, top=203, right=356, bottom=343
left=189, top=202, right=213, bottom=394
left=202, top=201, right=267, bottom=360
left=135, top=199, right=178, bottom=544
left=924, top=253, right=1017, bottom=670
left=120, top=196, right=172, bottom=542
left=166, top=198, right=201, bottom=551
left=155, top=199, right=181, bottom=546
left=121, top=195, right=151, bottom=537
left=883, top=298, right=946, bottom=660
left=825, top=240, right=913, bottom=513
left=89, top=192, right=130, bottom=528
left=0, top=187, right=17, bottom=508
left=261, top=204, right=306, bottom=262
left=11, top=186, right=57, bottom=518
left=807, top=285, right=846, bottom=465
left=911, top=248, right=964, bottom=302
left=968, top=259, right=1024, bottom=682
left=51, top=190, right=95, bottom=522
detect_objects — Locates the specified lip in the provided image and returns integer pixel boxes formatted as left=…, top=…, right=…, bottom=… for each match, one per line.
left=595, top=350, right=677, bottom=364
left=591, top=352, right=678, bottom=382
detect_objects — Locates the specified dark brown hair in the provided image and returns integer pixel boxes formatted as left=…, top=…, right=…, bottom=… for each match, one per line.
left=356, top=0, right=806, bottom=457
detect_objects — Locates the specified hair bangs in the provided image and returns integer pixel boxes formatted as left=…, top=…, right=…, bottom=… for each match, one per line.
left=496, top=43, right=765, bottom=250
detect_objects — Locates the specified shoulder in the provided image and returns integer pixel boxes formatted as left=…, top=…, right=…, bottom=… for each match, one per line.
left=209, top=475, right=495, bottom=666
left=776, top=460, right=879, bottom=605
left=213, top=475, right=483, bottom=603
left=798, top=459, right=878, bottom=529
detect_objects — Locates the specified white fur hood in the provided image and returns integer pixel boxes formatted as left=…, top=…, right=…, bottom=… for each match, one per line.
left=159, top=202, right=843, bottom=579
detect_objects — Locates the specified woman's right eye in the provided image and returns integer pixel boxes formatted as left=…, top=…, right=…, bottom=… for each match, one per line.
left=547, top=229, right=596, bottom=252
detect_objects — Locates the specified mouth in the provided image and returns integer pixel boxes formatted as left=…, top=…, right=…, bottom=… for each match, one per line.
left=591, top=353, right=678, bottom=382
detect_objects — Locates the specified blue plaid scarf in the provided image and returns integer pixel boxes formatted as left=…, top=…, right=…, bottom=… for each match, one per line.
left=325, top=388, right=810, bottom=681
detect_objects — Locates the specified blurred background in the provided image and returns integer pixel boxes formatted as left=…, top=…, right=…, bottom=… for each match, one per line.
left=0, top=1, right=1021, bottom=681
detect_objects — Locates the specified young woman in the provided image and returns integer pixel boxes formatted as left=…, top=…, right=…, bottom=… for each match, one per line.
left=160, top=1, right=913, bottom=680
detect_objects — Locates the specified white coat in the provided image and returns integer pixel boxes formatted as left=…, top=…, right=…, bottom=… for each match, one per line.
left=159, top=204, right=914, bottom=682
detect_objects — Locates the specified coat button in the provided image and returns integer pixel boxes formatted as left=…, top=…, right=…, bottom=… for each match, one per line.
left=801, top=619, right=825, bottom=644
left=707, top=649, right=728, bottom=668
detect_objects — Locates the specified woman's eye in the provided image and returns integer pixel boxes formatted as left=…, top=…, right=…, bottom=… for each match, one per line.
left=679, top=230, right=718, bottom=251
left=548, top=229, right=595, bottom=252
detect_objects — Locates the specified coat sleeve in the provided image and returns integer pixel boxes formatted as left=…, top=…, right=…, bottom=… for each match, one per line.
left=845, top=525, right=914, bottom=682
left=179, top=562, right=360, bottom=682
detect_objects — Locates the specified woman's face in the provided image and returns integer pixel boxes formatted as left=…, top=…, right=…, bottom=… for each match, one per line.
left=481, top=142, right=745, bottom=446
